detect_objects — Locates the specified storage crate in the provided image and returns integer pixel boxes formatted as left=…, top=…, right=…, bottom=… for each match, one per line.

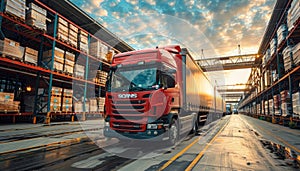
left=5, top=0, right=26, bottom=21
left=26, top=3, right=47, bottom=31
left=0, top=38, right=24, bottom=60
left=24, top=47, right=38, bottom=65
left=65, top=51, right=75, bottom=62
left=64, top=65, right=74, bottom=74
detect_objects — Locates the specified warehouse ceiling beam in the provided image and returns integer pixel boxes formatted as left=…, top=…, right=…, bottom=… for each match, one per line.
left=217, top=88, right=251, bottom=92
left=221, top=94, right=244, bottom=98
left=195, top=53, right=259, bottom=72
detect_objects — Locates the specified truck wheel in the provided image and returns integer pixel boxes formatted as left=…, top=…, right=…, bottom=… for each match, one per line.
left=168, top=119, right=178, bottom=146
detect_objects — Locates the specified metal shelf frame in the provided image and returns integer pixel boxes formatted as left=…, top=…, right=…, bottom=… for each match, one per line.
left=0, top=0, right=118, bottom=122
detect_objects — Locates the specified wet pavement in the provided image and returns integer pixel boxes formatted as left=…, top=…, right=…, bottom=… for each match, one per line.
left=0, top=115, right=299, bottom=170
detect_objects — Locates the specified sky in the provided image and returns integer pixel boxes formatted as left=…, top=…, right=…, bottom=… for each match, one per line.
left=70, top=0, right=276, bottom=93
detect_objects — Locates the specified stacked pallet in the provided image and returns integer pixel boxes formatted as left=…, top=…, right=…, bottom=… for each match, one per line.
left=0, top=92, right=20, bottom=112
left=26, top=3, right=47, bottom=32
left=276, top=24, right=287, bottom=46
left=270, top=37, right=277, bottom=57
left=263, top=49, right=271, bottom=68
left=42, top=47, right=64, bottom=71
left=23, top=47, right=38, bottom=65
left=50, top=87, right=62, bottom=112
left=89, top=98, right=98, bottom=112
left=74, top=64, right=85, bottom=79
left=98, top=97, right=105, bottom=112
left=78, top=30, right=88, bottom=53
left=287, top=0, right=300, bottom=31
left=95, top=70, right=108, bottom=84
left=268, top=99, right=273, bottom=115
left=106, top=50, right=114, bottom=63
left=0, top=38, right=24, bottom=60
left=264, top=101, right=268, bottom=115
left=68, top=24, right=78, bottom=48
left=64, top=51, right=75, bottom=75
left=293, top=42, right=300, bottom=65
left=292, top=91, right=300, bottom=118
left=281, top=90, right=292, bottom=116
left=5, top=0, right=26, bottom=22
left=54, top=17, right=69, bottom=43
left=91, top=42, right=110, bottom=60
left=74, top=101, right=83, bottom=113
left=273, top=94, right=280, bottom=115
left=84, top=101, right=90, bottom=112
left=62, top=89, right=73, bottom=112
left=283, top=46, right=293, bottom=72
left=264, top=70, right=271, bottom=87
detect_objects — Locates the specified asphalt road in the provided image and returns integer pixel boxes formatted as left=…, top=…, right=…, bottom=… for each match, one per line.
left=0, top=115, right=299, bottom=171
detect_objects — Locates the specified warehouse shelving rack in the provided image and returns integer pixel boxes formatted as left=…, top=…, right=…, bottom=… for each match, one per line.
left=0, top=0, right=133, bottom=123
left=239, top=0, right=300, bottom=127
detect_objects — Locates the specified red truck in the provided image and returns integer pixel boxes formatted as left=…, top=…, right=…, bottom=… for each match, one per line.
left=103, top=45, right=225, bottom=145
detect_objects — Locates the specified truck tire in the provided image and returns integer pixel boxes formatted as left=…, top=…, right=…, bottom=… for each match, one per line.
left=168, top=118, right=178, bottom=146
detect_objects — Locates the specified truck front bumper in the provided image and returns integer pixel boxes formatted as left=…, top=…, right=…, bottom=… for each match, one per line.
left=103, top=125, right=169, bottom=141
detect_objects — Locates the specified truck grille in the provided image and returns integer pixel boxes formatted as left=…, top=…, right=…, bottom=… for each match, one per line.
left=110, top=100, right=148, bottom=132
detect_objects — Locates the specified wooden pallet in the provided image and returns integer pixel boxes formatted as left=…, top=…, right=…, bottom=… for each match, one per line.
left=0, top=53, right=23, bottom=62
left=5, top=12, right=25, bottom=23
left=0, top=110, right=20, bottom=114
left=23, top=61, right=37, bottom=66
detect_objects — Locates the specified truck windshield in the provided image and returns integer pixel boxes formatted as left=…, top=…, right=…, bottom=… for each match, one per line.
left=108, top=66, right=159, bottom=92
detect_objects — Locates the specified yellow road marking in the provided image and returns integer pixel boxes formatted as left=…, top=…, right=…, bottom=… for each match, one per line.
left=158, top=137, right=201, bottom=171
left=255, top=124, right=300, bottom=153
left=184, top=121, right=229, bottom=171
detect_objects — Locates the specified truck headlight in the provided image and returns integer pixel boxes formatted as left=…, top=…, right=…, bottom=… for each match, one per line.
left=147, top=124, right=158, bottom=129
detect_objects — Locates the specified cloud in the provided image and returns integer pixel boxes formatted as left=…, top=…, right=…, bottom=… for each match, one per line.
left=70, top=0, right=275, bottom=57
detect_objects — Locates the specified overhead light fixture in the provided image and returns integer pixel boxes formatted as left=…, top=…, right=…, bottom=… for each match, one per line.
left=26, top=86, right=32, bottom=92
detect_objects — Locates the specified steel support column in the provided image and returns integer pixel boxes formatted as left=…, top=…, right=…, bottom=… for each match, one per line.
left=45, top=14, right=58, bottom=124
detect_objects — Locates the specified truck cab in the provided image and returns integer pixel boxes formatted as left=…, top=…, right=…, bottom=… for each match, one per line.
left=103, top=46, right=188, bottom=144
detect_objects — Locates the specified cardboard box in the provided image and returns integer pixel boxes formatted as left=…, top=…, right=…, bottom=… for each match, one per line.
left=64, top=64, right=74, bottom=74
left=51, top=87, right=63, bottom=96
left=65, top=51, right=75, bottom=61
left=0, top=92, right=14, bottom=102
left=58, top=17, right=68, bottom=27
left=24, top=47, right=38, bottom=64
left=62, top=104, right=72, bottom=112
left=63, top=89, right=73, bottom=97
left=62, top=97, right=72, bottom=104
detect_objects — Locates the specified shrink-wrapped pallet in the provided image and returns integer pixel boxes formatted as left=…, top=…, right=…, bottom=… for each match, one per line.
left=293, top=92, right=300, bottom=118
left=287, top=0, right=300, bottom=31
left=78, top=30, right=88, bottom=53
left=74, top=64, right=85, bottom=78
left=293, top=42, right=300, bottom=65
left=89, top=98, right=98, bottom=112
left=270, top=37, right=277, bottom=57
left=283, top=46, right=293, bottom=72
left=276, top=24, right=287, bottom=46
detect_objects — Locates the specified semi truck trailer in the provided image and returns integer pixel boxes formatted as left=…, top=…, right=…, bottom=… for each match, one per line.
left=103, top=45, right=225, bottom=145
